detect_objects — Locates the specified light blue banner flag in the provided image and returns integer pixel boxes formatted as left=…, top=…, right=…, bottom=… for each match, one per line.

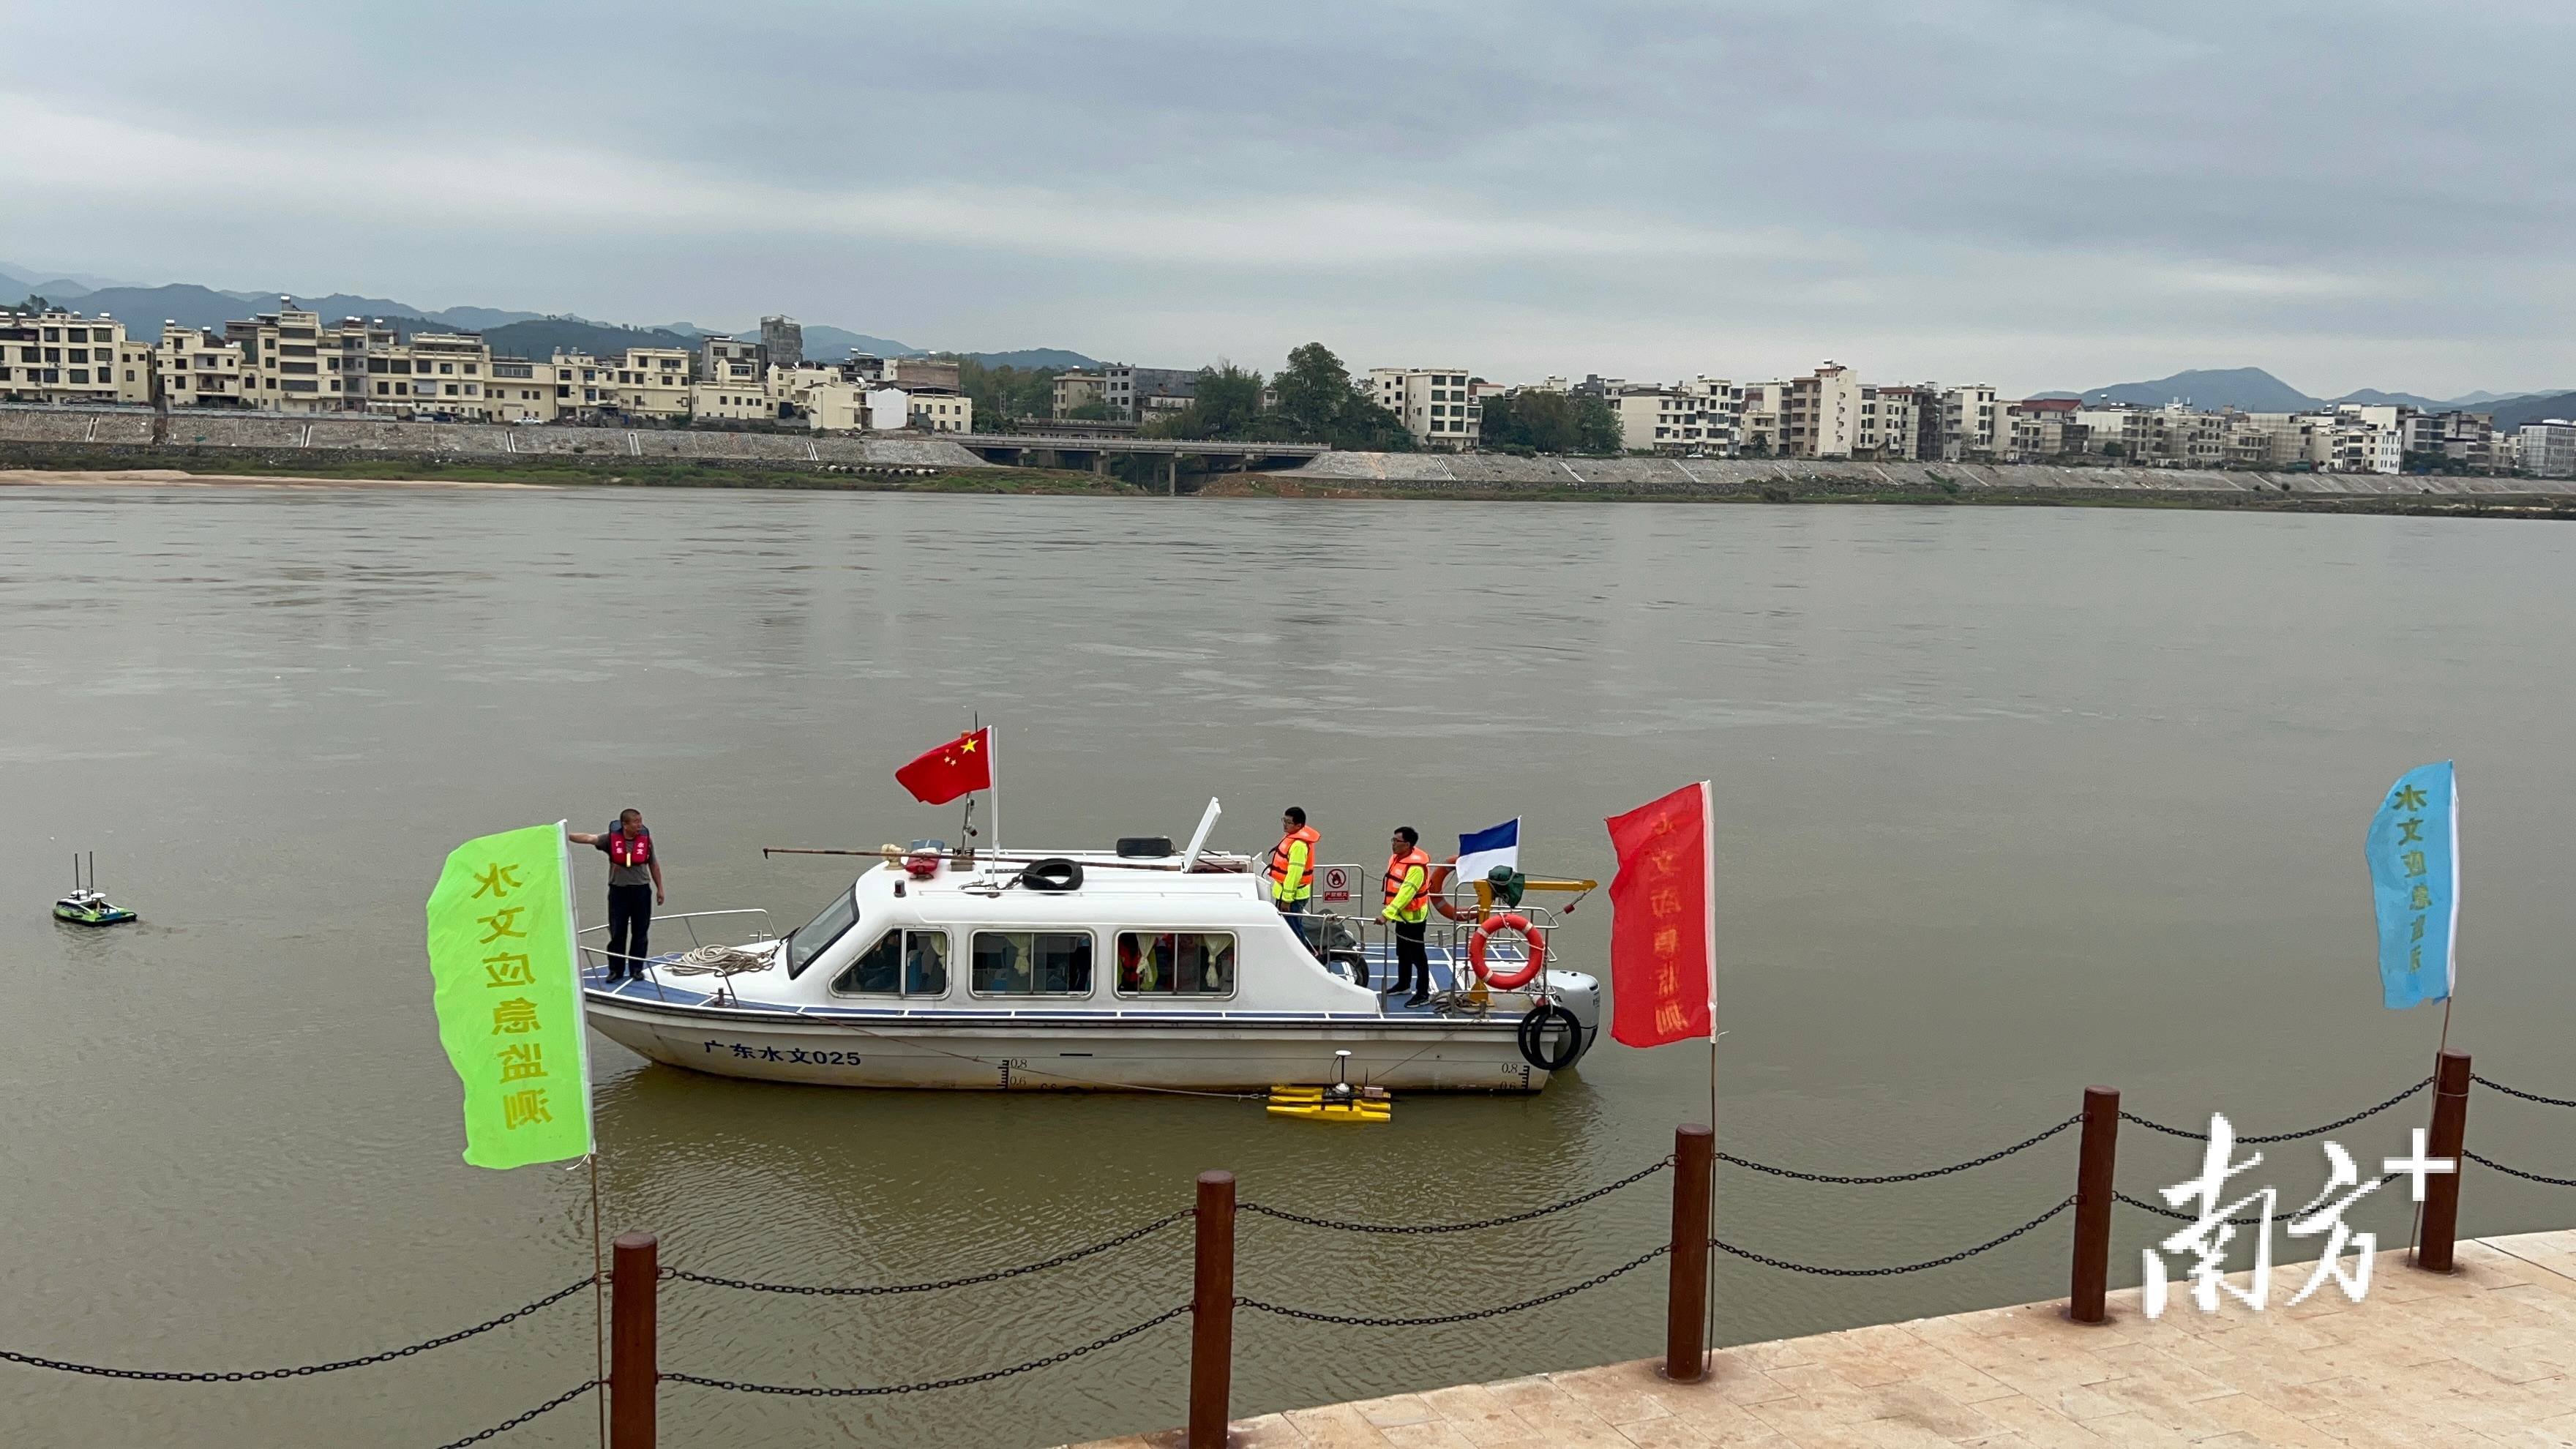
left=2365, top=761, right=2458, bottom=1010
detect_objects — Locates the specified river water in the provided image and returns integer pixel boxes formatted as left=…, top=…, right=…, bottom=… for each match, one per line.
left=4, top=485, right=2573, bottom=1447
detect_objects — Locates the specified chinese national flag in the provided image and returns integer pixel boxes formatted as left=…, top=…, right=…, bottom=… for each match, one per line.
left=1606, top=782, right=1714, bottom=1048
left=895, top=727, right=992, bottom=804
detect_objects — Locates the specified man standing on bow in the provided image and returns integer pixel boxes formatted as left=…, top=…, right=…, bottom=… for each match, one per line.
left=1382, top=825, right=1434, bottom=1007
left=568, top=809, right=664, bottom=982
left=1268, top=806, right=1320, bottom=951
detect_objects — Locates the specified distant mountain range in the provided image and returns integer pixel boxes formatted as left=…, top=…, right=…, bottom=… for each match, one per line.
left=0, top=261, right=1101, bottom=371
left=2037, top=366, right=2568, bottom=416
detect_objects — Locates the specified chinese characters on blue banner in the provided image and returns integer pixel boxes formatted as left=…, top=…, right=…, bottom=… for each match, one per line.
left=2364, top=761, right=2457, bottom=1011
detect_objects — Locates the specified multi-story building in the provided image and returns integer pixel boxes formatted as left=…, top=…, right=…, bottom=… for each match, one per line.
left=2402, top=411, right=2497, bottom=472
left=894, top=385, right=972, bottom=433
left=1603, top=377, right=1740, bottom=454
left=1368, top=367, right=1481, bottom=449
left=2518, top=420, right=2576, bottom=478
left=225, top=302, right=370, bottom=413
left=1937, top=383, right=2001, bottom=460
left=152, top=324, right=248, bottom=408
left=2323, top=403, right=2406, bottom=474
left=1101, top=364, right=1199, bottom=423
left=485, top=358, right=562, bottom=422
left=359, top=332, right=495, bottom=418
left=759, top=315, right=803, bottom=371
left=1737, top=381, right=1785, bottom=455
left=1855, top=383, right=1920, bottom=460
left=700, top=337, right=765, bottom=389
left=1999, top=397, right=2083, bottom=460
left=1052, top=371, right=1106, bottom=418
left=1783, top=363, right=1860, bottom=458
left=2223, top=412, right=2318, bottom=469
left=0, top=309, right=153, bottom=403
left=690, top=382, right=774, bottom=422
left=603, top=347, right=693, bottom=418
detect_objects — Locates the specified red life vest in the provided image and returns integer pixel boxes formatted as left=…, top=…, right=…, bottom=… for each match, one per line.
left=609, top=828, right=653, bottom=867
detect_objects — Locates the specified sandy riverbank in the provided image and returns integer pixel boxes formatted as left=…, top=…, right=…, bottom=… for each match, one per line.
left=0, top=468, right=551, bottom=490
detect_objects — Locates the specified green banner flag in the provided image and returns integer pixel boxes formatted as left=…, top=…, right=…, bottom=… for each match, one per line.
left=425, top=822, right=594, bottom=1169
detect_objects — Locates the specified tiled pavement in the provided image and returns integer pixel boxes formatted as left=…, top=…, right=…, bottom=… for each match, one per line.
left=1064, top=1229, right=2576, bottom=1448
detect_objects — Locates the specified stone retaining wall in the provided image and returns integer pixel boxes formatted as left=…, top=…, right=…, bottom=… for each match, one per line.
left=0, top=405, right=992, bottom=472
left=1279, top=450, right=2576, bottom=498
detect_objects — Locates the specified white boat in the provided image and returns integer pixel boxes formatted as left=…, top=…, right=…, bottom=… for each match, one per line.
left=579, top=840, right=1603, bottom=1094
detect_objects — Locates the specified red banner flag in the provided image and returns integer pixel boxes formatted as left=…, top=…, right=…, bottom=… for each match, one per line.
left=895, top=727, right=992, bottom=805
left=1606, top=782, right=1715, bottom=1048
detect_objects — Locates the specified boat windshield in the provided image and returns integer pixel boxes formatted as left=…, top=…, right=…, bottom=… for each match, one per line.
left=785, top=886, right=859, bottom=979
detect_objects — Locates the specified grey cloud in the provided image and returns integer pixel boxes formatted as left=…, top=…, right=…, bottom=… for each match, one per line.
left=5, top=0, right=2574, bottom=395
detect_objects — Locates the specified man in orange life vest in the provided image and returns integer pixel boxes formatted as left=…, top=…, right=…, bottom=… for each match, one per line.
left=569, top=809, right=664, bottom=982
left=1266, top=806, right=1320, bottom=951
left=1382, top=825, right=1434, bottom=1007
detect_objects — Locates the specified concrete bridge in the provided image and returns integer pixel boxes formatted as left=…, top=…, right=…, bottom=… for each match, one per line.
left=954, top=432, right=1328, bottom=484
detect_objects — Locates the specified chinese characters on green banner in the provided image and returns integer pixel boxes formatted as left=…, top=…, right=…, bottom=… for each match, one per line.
left=424, top=823, right=594, bottom=1169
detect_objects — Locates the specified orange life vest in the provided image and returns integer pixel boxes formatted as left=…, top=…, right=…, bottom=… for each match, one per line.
left=1382, top=847, right=1431, bottom=923
left=1267, top=825, right=1319, bottom=900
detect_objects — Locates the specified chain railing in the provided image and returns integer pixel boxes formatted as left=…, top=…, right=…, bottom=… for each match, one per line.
left=6, top=1063, right=2557, bottom=1448
left=2119, top=1078, right=2431, bottom=1144
left=2473, top=1074, right=2576, bottom=1109
left=663, top=1304, right=1189, bottom=1398
left=1241, top=1158, right=1671, bottom=1232
left=433, top=1381, right=600, bottom=1449
left=1719, top=1115, right=2081, bottom=1185
left=662, top=1208, right=1191, bottom=1295
left=0, top=1276, right=595, bottom=1382
left=1712, top=1197, right=2077, bottom=1278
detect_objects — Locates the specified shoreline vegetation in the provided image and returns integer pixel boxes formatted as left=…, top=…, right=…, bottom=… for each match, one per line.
left=3, top=449, right=2572, bottom=518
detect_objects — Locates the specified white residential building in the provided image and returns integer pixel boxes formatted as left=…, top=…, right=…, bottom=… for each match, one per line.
left=690, top=382, right=774, bottom=422
left=2520, top=420, right=2576, bottom=478
left=1369, top=367, right=1480, bottom=449
left=2324, top=403, right=2406, bottom=474
left=1855, top=383, right=1921, bottom=460
left=1783, top=363, right=1860, bottom=458
left=152, top=323, right=247, bottom=408
left=1938, top=384, right=2000, bottom=460
left=1606, top=376, right=1741, bottom=454
left=0, top=310, right=154, bottom=404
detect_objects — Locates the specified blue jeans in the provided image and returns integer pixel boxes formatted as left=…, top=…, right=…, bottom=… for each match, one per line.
left=1276, top=896, right=1313, bottom=950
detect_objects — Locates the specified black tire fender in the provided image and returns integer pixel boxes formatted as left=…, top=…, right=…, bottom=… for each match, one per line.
left=1517, top=1002, right=1584, bottom=1073
left=1018, top=857, right=1085, bottom=892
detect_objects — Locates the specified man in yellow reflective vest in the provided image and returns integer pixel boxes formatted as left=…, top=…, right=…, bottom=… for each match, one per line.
left=1382, top=825, right=1434, bottom=1007
left=1267, top=806, right=1319, bottom=951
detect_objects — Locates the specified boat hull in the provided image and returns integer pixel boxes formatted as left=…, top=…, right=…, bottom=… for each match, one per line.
left=583, top=992, right=1565, bottom=1093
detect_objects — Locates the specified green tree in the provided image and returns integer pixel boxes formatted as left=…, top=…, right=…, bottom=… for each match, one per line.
left=1480, top=390, right=1621, bottom=454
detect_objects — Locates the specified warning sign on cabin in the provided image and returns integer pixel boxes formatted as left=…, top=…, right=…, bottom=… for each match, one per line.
left=1321, top=866, right=1353, bottom=903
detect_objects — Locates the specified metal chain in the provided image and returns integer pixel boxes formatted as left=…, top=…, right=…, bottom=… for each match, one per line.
left=1240, top=1158, right=1671, bottom=1235
left=2116, top=1190, right=2268, bottom=1228
left=2120, top=1079, right=2431, bottom=1145
left=433, top=1380, right=599, bottom=1449
left=2465, top=1150, right=2576, bottom=1188
left=664, top=1303, right=1188, bottom=1397
left=662, top=1210, right=1190, bottom=1296
left=2473, top=1074, right=2576, bottom=1109
left=1238, top=1243, right=1671, bottom=1327
left=1719, top=1115, right=2081, bottom=1186
left=1712, top=1196, right=2075, bottom=1277
left=0, top=1276, right=595, bottom=1382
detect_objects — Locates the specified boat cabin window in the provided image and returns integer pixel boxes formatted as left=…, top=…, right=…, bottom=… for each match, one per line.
left=831, top=929, right=949, bottom=997
left=784, top=888, right=860, bottom=980
left=1115, top=932, right=1236, bottom=997
left=970, top=931, right=1093, bottom=996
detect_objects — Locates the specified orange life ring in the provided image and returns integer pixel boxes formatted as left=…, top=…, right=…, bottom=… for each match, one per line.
left=1468, top=913, right=1546, bottom=991
left=1429, top=857, right=1466, bottom=921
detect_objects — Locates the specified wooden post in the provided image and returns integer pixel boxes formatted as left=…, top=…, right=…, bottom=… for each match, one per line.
left=610, top=1231, right=658, bottom=1449
left=1663, top=1123, right=1713, bottom=1381
left=1188, top=1171, right=1235, bottom=1449
left=2069, top=1087, right=2119, bottom=1324
left=2417, top=1050, right=2473, bottom=1273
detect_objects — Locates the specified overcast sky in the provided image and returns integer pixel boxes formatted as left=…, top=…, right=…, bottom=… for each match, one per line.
left=5, top=1, right=2572, bottom=396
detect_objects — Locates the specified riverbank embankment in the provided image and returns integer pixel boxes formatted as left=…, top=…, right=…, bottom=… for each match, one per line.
left=1065, top=1228, right=2576, bottom=1448
left=7, top=405, right=2575, bottom=514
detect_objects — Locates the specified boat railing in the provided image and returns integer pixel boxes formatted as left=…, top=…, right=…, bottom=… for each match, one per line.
left=575, top=907, right=777, bottom=972
left=1303, top=902, right=1569, bottom=1006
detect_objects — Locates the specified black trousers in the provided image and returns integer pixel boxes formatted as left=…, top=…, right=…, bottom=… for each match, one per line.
left=1392, top=920, right=1431, bottom=995
left=606, top=883, right=654, bottom=978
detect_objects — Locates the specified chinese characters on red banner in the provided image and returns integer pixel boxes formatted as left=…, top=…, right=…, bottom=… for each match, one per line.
left=1606, top=782, right=1712, bottom=1048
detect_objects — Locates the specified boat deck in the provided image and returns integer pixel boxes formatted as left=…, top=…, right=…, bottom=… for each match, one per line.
left=1064, top=1227, right=2576, bottom=1448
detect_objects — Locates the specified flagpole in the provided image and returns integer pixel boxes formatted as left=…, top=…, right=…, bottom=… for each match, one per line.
left=985, top=720, right=1002, bottom=858
left=1699, top=779, right=1718, bottom=1374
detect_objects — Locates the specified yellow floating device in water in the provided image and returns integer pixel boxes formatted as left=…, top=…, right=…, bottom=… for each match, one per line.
left=1266, top=1085, right=1392, bottom=1123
